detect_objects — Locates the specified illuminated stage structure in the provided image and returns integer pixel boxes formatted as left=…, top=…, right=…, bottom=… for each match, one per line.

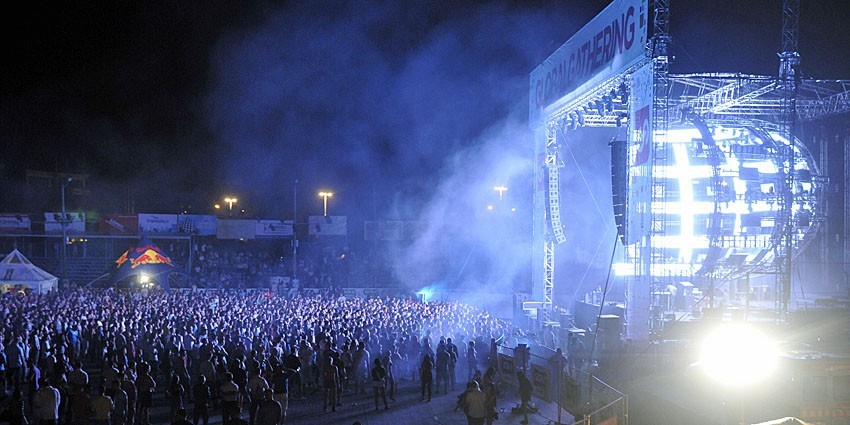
left=528, top=0, right=850, bottom=341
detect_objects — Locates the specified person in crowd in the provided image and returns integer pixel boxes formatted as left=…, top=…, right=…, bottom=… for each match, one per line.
left=435, top=342, right=450, bottom=395
left=8, top=389, right=28, bottom=425
left=455, top=381, right=488, bottom=425
left=170, top=408, right=193, bottom=425
left=68, top=383, right=92, bottom=425
left=322, top=357, right=339, bottom=412
left=446, top=337, right=458, bottom=392
left=90, top=385, right=114, bottom=425
left=466, top=341, right=477, bottom=381
left=7, top=335, right=25, bottom=391
left=106, top=379, right=128, bottom=425
left=370, top=358, right=388, bottom=411
left=270, top=362, right=295, bottom=425
left=255, top=389, right=281, bottom=425
left=420, top=355, right=433, bottom=402
left=246, top=364, right=269, bottom=425
left=135, top=363, right=156, bottom=425
left=166, top=374, right=185, bottom=423
left=33, top=378, right=60, bottom=425
left=517, top=370, right=534, bottom=425
left=192, top=375, right=211, bottom=425
left=219, top=372, right=240, bottom=425
left=481, top=368, right=500, bottom=425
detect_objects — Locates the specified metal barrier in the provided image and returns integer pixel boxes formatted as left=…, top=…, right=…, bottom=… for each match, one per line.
left=495, top=343, right=628, bottom=425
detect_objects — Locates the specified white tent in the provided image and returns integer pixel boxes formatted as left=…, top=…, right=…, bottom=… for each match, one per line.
left=0, top=249, right=58, bottom=294
left=752, top=418, right=814, bottom=425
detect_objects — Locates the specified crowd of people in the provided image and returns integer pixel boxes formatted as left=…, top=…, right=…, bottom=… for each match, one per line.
left=0, top=287, right=534, bottom=425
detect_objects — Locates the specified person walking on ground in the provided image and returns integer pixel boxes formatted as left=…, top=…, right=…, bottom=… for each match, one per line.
left=455, top=381, right=488, bottom=425
left=90, top=385, right=114, bottom=425
left=435, top=343, right=449, bottom=395
left=446, top=338, right=458, bottom=391
left=420, top=355, right=433, bottom=402
left=270, top=362, right=295, bottom=425
left=170, top=408, right=193, bottom=425
left=33, top=378, right=60, bottom=425
left=107, top=379, right=128, bottom=425
left=517, top=371, right=534, bottom=425
left=322, top=357, right=339, bottom=412
left=370, top=358, right=388, bottom=411
left=246, top=366, right=269, bottom=425
left=256, top=389, right=281, bottom=425
left=219, top=372, right=240, bottom=425
left=135, top=363, right=156, bottom=425
left=192, top=376, right=211, bottom=425
left=466, top=341, right=477, bottom=381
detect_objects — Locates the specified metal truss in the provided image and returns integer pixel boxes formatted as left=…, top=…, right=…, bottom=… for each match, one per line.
left=667, top=75, right=850, bottom=125
left=546, top=124, right=566, bottom=244
left=543, top=240, right=555, bottom=310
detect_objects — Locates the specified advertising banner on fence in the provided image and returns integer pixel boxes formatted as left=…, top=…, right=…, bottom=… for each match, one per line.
left=255, top=220, right=294, bottom=238
left=44, top=212, right=85, bottom=233
left=529, top=0, right=647, bottom=126
left=176, top=214, right=217, bottom=235
left=0, top=214, right=31, bottom=234
left=98, top=214, right=139, bottom=235
left=217, top=219, right=256, bottom=240
left=138, top=214, right=179, bottom=234
left=308, top=216, right=347, bottom=236
left=626, top=62, right=653, bottom=245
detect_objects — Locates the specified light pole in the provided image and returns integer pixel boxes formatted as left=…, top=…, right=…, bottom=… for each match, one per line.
left=292, top=180, right=298, bottom=287
left=224, top=197, right=238, bottom=216
left=494, top=185, right=508, bottom=200
left=60, top=177, right=72, bottom=289
left=318, top=191, right=333, bottom=216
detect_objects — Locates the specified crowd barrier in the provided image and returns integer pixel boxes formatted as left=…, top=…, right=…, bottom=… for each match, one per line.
left=495, top=343, right=627, bottom=425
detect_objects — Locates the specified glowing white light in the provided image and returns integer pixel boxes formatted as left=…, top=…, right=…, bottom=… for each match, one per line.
left=673, top=143, right=695, bottom=261
left=699, top=325, right=778, bottom=387
left=416, top=287, right=435, bottom=302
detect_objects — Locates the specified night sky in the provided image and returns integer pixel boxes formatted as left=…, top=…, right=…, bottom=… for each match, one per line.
left=3, top=0, right=849, bottom=218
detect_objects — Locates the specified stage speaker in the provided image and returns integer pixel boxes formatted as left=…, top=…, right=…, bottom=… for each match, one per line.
left=610, top=139, right=628, bottom=244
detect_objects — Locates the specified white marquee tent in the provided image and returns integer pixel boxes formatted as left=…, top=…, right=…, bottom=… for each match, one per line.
left=0, top=249, right=58, bottom=294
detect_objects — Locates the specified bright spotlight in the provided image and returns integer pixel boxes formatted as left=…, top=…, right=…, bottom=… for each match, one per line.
left=698, top=325, right=779, bottom=387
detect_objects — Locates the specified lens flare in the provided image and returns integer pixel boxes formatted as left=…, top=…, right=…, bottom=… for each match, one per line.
left=699, top=324, right=779, bottom=387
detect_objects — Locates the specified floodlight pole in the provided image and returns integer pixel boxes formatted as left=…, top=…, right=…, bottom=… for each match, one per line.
left=60, top=177, right=72, bottom=289
left=292, top=179, right=298, bottom=287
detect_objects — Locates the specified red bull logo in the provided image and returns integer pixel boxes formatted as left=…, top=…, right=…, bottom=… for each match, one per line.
left=115, top=251, right=129, bottom=268
left=130, top=249, right=173, bottom=269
